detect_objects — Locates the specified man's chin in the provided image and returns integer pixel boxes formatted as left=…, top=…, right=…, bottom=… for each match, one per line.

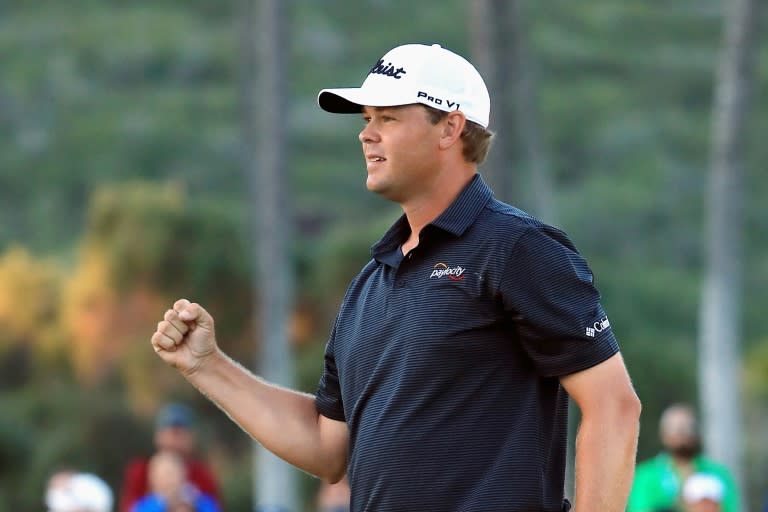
left=669, top=443, right=701, bottom=459
left=366, top=178, right=405, bottom=203
left=365, top=178, right=387, bottom=196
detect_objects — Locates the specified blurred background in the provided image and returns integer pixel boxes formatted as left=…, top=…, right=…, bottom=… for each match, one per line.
left=0, top=0, right=765, bottom=510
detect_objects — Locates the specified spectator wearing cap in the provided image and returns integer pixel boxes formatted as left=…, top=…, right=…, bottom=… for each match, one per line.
left=628, top=403, right=739, bottom=512
left=118, top=403, right=220, bottom=512
left=682, top=473, right=725, bottom=512
left=46, top=471, right=113, bottom=512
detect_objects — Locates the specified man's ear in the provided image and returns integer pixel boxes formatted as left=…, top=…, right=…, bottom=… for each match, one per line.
left=439, top=111, right=466, bottom=149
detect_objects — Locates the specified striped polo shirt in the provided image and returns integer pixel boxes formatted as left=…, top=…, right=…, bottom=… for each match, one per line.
left=316, top=174, right=619, bottom=512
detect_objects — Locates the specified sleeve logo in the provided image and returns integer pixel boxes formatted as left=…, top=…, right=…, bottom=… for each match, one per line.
left=585, top=317, right=611, bottom=337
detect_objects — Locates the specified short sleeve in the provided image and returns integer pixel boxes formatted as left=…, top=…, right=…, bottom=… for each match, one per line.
left=314, top=316, right=346, bottom=421
left=500, top=226, right=619, bottom=377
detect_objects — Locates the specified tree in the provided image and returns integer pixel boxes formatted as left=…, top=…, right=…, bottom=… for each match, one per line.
left=241, top=0, right=298, bottom=510
left=506, top=1, right=555, bottom=223
left=468, top=0, right=554, bottom=221
left=468, top=0, right=514, bottom=201
left=698, top=0, right=760, bottom=507
left=60, top=181, right=252, bottom=404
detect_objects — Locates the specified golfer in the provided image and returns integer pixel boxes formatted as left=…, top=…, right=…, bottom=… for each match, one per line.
left=152, top=42, right=641, bottom=512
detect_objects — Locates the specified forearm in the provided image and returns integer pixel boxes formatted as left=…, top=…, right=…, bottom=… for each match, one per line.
left=572, top=406, right=640, bottom=511
left=184, top=349, right=347, bottom=479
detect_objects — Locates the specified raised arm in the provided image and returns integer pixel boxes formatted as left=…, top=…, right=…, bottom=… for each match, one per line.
left=151, top=299, right=349, bottom=482
left=560, top=352, right=642, bottom=512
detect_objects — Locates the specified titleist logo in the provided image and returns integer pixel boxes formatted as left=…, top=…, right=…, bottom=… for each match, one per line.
left=369, top=59, right=407, bottom=79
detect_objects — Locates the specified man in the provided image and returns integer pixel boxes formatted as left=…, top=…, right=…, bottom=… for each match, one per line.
left=118, top=403, right=220, bottom=512
left=151, top=43, right=641, bottom=511
left=131, top=451, right=220, bottom=512
left=628, top=403, right=739, bottom=512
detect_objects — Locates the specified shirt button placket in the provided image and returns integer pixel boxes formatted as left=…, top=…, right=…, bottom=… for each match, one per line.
left=397, top=251, right=414, bottom=288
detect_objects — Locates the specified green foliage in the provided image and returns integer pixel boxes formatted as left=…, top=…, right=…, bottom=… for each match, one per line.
left=0, top=385, right=150, bottom=511
left=744, top=341, right=768, bottom=401
left=83, top=180, right=251, bottom=338
left=302, top=210, right=400, bottom=312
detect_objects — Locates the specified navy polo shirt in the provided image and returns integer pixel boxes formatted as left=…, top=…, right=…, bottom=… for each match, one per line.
left=316, top=174, right=619, bottom=512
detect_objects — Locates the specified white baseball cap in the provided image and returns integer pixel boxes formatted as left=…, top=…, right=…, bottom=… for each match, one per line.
left=46, top=473, right=113, bottom=512
left=683, top=473, right=725, bottom=504
left=318, top=43, right=491, bottom=128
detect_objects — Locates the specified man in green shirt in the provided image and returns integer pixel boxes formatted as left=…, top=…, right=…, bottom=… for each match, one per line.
left=628, top=404, right=739, bottom=512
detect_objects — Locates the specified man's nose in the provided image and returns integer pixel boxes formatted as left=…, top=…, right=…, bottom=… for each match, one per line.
left=359, top=123, right=379, bottom=144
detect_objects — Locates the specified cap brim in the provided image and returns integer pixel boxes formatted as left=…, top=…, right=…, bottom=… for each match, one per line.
left=318, top=88, right=365, bottom=114
left=318, top=87, right=419, bottom=114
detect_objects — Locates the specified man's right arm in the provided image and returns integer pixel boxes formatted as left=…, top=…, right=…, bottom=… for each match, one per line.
left=151, top=299, right=349, bottom=482
left=187, top=350, right=349, bottom=481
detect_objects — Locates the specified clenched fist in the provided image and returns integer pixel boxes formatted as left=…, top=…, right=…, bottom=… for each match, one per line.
left=151, top=299, right=218, bottom=376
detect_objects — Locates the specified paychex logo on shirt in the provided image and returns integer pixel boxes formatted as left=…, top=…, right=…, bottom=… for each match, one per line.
left=430, top=262, right=466, bottom=281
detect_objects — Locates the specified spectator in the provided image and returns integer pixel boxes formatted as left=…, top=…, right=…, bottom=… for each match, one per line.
left=131, top=450, right=219, bottom=512
left=682, top=473, right=725, bottom=512
left=46, top=469, right=76, bottom=502
left=628, top=403, right=739, bottom=512
left=46, top=471, right=113, bottom=512
left=118, top=402, right=220, bottom=512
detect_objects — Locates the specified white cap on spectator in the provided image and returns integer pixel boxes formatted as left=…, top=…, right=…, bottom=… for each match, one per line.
left=46, top=473, right=113, bottom=512
left=683, top=473, right=725, bottom=504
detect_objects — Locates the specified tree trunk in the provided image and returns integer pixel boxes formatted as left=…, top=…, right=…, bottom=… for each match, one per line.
left=469, top=0, right=555, bottom=222
left=698, top=0, right=759, bottom=509
left=506, top=1, right=555, bottom=224
left=241, top=0, right=298, bottom=510
left=468, top=0, right=513, bottom=200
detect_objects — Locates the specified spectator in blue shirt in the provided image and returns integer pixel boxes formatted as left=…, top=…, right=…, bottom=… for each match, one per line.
left=131, top=450, right=219, bottom=512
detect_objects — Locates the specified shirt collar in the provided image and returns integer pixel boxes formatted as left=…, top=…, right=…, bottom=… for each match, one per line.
left=430, top=173, right=492, bottom=236
left=371, top=174, right=492, bottom=263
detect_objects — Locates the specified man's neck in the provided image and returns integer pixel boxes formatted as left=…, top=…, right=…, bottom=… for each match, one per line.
left=671, top=455, right=696, bottom=479
left=400, top=168, right=476, bottom=253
